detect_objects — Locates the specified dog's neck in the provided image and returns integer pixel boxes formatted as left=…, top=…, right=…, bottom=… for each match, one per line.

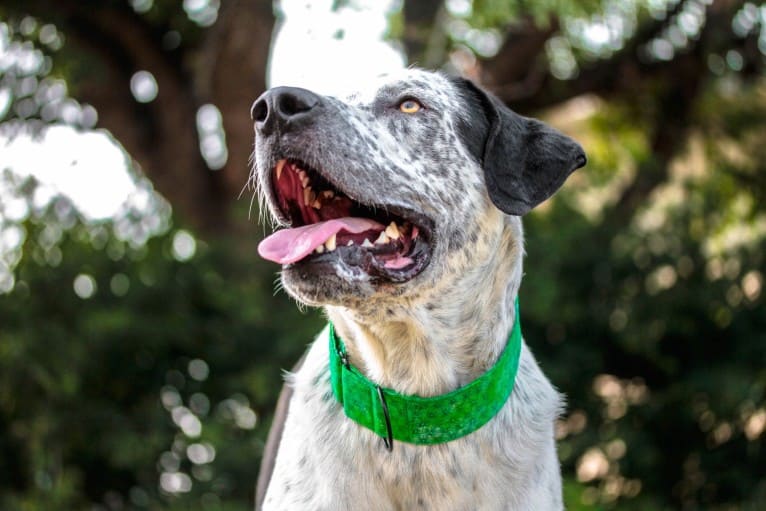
left=326, top=215, right=523, bottom=397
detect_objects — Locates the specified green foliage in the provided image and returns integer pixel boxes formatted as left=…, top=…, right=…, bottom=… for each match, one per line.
left=524, top=196, right=766, bottom=508
left=0, top=192, right=320, bottom=510
left=467, top=0, right=601, bottom=29
left=520, top=124, right=766, bottom=508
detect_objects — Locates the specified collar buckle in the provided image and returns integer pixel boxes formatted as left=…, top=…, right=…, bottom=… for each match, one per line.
left=376, top=385, right=394, bottom=452
left=339, top=350, right=350, bottom=369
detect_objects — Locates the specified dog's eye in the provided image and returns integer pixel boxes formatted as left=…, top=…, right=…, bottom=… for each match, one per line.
left=398, top=99, right=422, bottom=114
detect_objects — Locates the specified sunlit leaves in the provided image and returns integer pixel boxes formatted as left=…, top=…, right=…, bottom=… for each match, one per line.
left=0, top=19, right=98, bottom=132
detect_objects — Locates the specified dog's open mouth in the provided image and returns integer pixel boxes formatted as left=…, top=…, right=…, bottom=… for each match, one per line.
left=258, top=159, right=432, bottom=282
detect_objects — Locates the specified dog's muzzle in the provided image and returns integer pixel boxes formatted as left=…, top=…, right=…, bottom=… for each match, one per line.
left=252, top=88, right=434, bottom=284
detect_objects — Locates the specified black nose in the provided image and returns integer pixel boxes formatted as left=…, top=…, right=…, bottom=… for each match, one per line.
left=251, top=86, right=321, bottom=137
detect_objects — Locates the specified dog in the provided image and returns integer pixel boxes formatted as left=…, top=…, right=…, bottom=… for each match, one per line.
left=250, top=69, right=586, bottom=510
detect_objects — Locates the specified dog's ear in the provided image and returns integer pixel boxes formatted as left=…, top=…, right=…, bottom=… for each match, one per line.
left=454, top=78, right=586, bottom=216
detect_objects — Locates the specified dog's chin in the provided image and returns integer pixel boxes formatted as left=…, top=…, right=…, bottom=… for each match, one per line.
left=280, top=246, right=431, bottom=307
left=281, top=268, right=374, bottom=308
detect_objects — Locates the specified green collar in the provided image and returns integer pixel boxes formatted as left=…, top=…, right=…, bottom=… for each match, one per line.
left=328, top=299, right=522, bottom=450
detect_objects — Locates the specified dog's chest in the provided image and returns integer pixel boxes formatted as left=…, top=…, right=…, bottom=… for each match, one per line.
left=268, top=395, right=512, bottom=510
left=262, top=339, right=564, bottom=511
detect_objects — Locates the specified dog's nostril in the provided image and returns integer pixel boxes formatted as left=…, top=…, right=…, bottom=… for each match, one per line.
left=251, top=98, right=268, bottom=123
left=277, top=93, right=317, bottom=117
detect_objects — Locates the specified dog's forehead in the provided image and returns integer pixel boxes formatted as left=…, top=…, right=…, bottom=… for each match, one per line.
left=342, top=69, right=457, bottom=107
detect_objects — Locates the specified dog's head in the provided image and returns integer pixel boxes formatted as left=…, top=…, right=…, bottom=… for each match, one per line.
left=251, top=69, right=585, bottom=308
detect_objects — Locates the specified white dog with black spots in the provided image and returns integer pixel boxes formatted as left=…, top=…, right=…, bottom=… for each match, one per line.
left=251, top=69, right=586, bottom=511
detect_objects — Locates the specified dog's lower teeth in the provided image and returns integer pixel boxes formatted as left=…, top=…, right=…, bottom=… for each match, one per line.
left=325, top=234, right=336, bottom=251
left=362, top=239, right=373, bottom=248
left=347, top=240, right=354, bottom=246
left=315, top=245, right=324, bottom=254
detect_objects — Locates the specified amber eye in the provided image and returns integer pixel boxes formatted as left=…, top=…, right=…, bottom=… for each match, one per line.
left=399, top=99, right=422, bottom=114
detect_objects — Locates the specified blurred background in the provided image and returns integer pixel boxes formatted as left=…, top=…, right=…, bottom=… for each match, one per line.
left=0, top=0, right=764, bottom=509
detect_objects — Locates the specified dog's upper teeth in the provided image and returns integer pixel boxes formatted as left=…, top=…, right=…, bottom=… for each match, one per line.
left=298, top=170, right=309, bottom=188
left=385, top=222, right=400, bottom=240
left=304, top=187, right=316, bottom=206
left=275, top=159, right=286, bottom=180
left=325, top=234, right=337, bottom=251
left=361, top=239, right=373, bottom=248
left=375, top=232, right=390, bottom=245
left=312, top=199, right=322, bottom=209
left=321, top=190, right=334, bottom=199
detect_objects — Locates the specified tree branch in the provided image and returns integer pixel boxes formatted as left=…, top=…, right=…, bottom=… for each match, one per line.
left=479, top=16, right=558, bottom=90
left=476, top=0, right=755, bottom=218
left=611, top=0, right=750, bottom=216
left=484, top=0, right=755, bottom=112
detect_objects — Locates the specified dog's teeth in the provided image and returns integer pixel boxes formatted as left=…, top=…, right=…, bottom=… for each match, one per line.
left=304, top=187, right=315, bottom=206
left=361, top=239, right=373, bottom=248
left=312, top=200, right=322, bottom=209
left=299, top=171, right=309, bottom=188
left=412, top=226, right=419, bottom=239
left=321, top=190, right=334, bottom=199
left=375, top=232, right=390, bottom=245
left=275, top=159, right=286, bottom=180
left=315, top=244, right=324, bottom=254
left=346, top=240, right=354, bottom=246
left=325, top=234, right=337, bottom=251
left=385, top=222, right=400, bottom=239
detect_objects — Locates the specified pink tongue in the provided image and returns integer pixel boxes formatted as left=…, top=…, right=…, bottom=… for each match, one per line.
left=258, top=217, right=384, bottom=264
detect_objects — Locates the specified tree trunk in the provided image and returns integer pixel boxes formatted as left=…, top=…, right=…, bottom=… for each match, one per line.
left=7, top=0, right=275, bottom=235
left=402, top=0, right=445, bottom=68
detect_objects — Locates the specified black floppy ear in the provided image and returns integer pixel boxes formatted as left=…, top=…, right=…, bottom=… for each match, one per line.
left=456, top=78, right=587, bottom=216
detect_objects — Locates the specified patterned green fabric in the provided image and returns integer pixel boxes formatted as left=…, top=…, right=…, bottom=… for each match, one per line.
left=328, top=299, right=522, bottom=445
